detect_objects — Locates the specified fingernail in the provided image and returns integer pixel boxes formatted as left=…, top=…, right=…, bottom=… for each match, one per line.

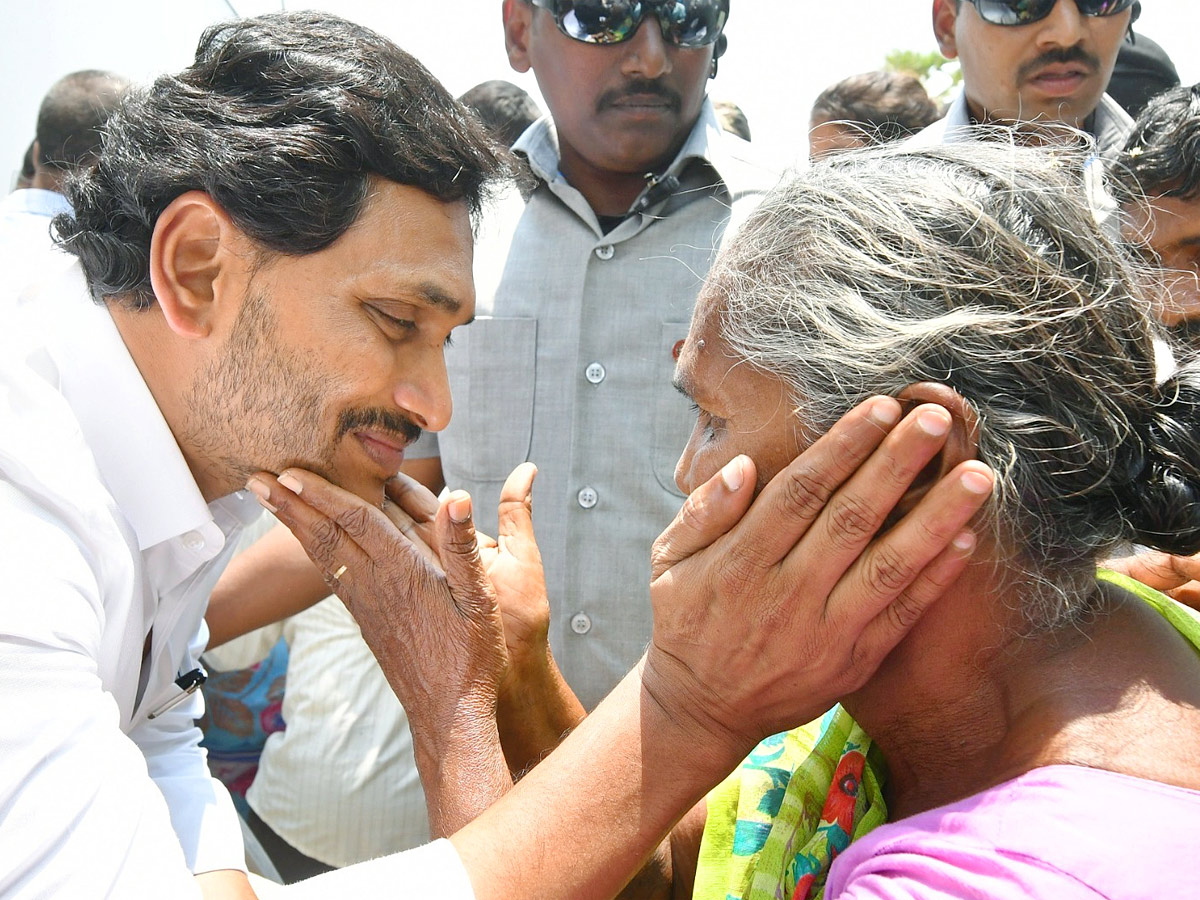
left=952, top=530, right=976, bottom=552
left=961, top=469, right=993, bottom=495
left=245, top=477, right=277, bottom=513
left=448, top=492, right=472, bottom=523
left=278, top=472, right=303, bottom=494
left=868, top=397, right=901, bottom=427
left=721, top=456, right=745, bottom=492
left=917, top=408, right=951, bottom=437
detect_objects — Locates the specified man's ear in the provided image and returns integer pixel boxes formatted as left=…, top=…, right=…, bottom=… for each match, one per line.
left=148, top=191, right=242, bottom=340
left=932, top=0, right=960, bottom=59
left=890, top=381, right=980, bottom=517
left=504, top=0, right=534, bottom=73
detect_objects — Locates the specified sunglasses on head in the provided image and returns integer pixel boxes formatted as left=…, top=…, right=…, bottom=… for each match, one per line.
left=529, top=0, right=729, bottom=49
left=962, top=0, right=1140, bottom=26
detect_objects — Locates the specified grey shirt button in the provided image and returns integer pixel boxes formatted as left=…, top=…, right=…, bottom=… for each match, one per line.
left=577, top=486, right=598, bottom=509
left=594, top=244, right=615, bottom=260
left=570, top=612, right=593, bottom=635
left=584, top=362, right=606, bottom=384
left=181, top=530, right=205, bottom=552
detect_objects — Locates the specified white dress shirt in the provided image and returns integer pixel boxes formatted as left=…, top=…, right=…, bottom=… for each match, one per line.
left=0, top=257, right=478, bottom=899
left=0, top=258, right=259, bottom=896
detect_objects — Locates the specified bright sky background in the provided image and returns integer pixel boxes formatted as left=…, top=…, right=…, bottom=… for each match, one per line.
left=3, top=0, right=1198, bottom=185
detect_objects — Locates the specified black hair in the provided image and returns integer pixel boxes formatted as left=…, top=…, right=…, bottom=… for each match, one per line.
left=55, top=11, right=509, bottom=309
left=19, top=140, right=36, bottom=182
left=35, top=70, right=129, bottom=171
left=458, top=80, right=543, bottom=148
left=1115, top=82, right=1200, bottom=202
left=810, top=71, right=941, bottom=144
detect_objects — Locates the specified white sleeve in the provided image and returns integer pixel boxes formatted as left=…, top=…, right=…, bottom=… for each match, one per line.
left=277, top=839, right=475, bottom=899
left=127, top=618, right=246, bottom=876
left=0, top=491, right=204, bottom=898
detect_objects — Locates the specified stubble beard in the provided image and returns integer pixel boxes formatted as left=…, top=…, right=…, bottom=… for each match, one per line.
left=180, top=289, right=339, bottom=498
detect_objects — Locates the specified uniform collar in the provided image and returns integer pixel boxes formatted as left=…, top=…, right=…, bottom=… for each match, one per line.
left=929, top=90, right=1132, bottom=158
left=513, top=98, right=769, bottom=214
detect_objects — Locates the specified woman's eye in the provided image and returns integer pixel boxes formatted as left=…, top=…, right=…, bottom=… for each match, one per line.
left=689, top=403, right=723, bottom=439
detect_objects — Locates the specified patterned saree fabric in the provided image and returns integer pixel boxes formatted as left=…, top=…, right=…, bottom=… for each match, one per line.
left=694, top=707, right=888, bottom=900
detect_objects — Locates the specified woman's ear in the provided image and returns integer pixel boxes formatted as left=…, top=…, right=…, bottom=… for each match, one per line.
left=148, top=191, right=242, bottom=340
left=889, top=382, right=980, bottom=518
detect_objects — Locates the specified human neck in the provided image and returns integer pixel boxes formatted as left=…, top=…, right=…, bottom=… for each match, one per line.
left=30, top=169, right=65, bottom=193
left=108, top=302, right=232, bottom=503
left=839, top=565, right=1091, bottom=818
left=556, top=140, right=685, bottom=219
left=843, top=570, right=1200, bottom=820
left=964, top=95, right=1097, bottom=135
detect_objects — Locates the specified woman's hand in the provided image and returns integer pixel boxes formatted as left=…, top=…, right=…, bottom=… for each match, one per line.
left=642, top=398, right=995, bottom=756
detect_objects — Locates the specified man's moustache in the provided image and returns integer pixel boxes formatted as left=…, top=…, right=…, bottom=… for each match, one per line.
left=336, top=408, right=423, bottom=445
left=597, top=80, right=682, bottom=111
left=1017, top=46, right=1100, bottom=82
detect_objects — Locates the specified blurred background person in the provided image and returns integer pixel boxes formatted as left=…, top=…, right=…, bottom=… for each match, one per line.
left=1115, top=84, right=1200, bottom=343
left=458, top=78, right=543, bottom=147
left=0, top=69, right=128, bottom=300
left=1108, top=28, right=1180, bottom=116
left=12, top=140, right=36, bottom=190
left=808, top=70, right=940, bottom=159
left=712, top=98, right=752, bottom=141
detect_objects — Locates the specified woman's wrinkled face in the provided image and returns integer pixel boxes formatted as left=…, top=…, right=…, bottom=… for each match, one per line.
left=672, top=298, right=805, bottom=496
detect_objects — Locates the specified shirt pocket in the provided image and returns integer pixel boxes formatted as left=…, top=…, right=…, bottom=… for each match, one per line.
left=650, top=321, right=694, bottom=500
left=443, top=316, right=537, bottom=482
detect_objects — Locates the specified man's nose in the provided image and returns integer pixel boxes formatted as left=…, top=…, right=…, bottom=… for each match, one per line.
left=393, top=351, right=453, bottom=434
left=1036, top=0, right=1089, bottom=47
left=620, top=15, right=672, bottom=80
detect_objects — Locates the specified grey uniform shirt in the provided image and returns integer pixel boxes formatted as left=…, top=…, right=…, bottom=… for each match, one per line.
left=412, top=101, right=777, bottom=708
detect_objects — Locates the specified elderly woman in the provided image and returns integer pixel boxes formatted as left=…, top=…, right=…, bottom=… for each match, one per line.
left=256, top=138, right=1200, bottom=900
left=655, top=136, right=1200, bottom=900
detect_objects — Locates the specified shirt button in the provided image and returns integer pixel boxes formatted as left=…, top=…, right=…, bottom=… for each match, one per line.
left=577, top=486, right=598, bottom=509
left=570, top=612, right=593, bottom=635
left=594, top=244, right=615, bottom=260
left=182, top=531, right=205, bottom=551
left=584, top=362, right=606, bottom=384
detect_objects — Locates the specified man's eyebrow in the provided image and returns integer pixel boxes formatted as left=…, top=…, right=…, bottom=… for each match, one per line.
left=672, top=371, right=695, bottom=400
left=415, top=282, right=462, bottom=313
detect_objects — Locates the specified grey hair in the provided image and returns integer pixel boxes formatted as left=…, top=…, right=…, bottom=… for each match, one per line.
left=707, top=139, right=1200, bottom=630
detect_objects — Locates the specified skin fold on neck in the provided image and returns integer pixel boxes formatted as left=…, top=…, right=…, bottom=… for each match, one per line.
left=841, top=563, right=1200, bottom=820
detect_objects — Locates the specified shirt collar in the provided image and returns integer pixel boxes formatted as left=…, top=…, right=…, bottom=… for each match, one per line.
left=0, top=188, right=72, bottom=219
left=513, top=98, right=767, bottom=214
left=31, top=260, right=256, bottom=550
left=931, top=90, right=1131, bottom=155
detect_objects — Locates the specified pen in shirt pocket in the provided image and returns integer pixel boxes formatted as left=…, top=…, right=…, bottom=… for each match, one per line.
left=147, top=666, right=207, bottom=720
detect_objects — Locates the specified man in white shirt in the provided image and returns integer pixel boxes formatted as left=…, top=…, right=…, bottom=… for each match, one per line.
left=0, top=9, right=990, bottom=900
left=0, top=69, right=128, bottom=301
left=917, top=0, right=1137, bottom=156
left=0, top=12, right=507, bottom=898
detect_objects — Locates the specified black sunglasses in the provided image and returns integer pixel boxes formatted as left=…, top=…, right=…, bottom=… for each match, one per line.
left=529, top=0, right=729, bottom=48
left=963, top=0, right=1140, bottom=26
